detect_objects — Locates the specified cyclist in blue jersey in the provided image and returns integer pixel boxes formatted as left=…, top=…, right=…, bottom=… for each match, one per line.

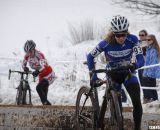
left=87, top=15, right=144, bottom=130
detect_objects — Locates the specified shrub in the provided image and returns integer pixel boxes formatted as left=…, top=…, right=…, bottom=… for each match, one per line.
left=68, top=19, right=107, bottom=45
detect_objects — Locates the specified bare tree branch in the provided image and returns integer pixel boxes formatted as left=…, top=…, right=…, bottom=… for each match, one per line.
left=112, top=0, right=160, bottom=16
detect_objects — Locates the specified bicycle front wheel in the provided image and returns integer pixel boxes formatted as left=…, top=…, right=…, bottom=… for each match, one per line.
left=107, top=90, right=123, bottom=130
left=24, top=84, right=32, bottom=105
left=16, top=86, right=23, bottom=105
left=75, top=86, right=98, bottom=130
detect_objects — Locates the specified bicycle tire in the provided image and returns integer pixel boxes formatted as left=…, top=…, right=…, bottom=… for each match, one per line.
left=23, top=84, right=32, bottom=105
left=107, top=90, right=123, bottom=130
left=75, top=86, right=98, bottom=130
left=22, top=89, right=27, bottom=104
left=16, top=85, right=23, bottom=105
left=28, top=88, right=32, bottom=105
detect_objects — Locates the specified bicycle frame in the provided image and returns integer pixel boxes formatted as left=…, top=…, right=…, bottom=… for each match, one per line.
left=79, top=74, right=119, bottom=123
left=8, top=69, right=33, bottom=105
left=75, top=61, right=133, bottom=130
left=76, top=69, right=123, bottom=130
left=98, top=73, right=122, bottom=128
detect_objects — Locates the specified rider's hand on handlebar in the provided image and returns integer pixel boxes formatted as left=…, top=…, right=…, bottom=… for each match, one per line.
left=129, top=63, right=137, bottom=72
left=90, top=79, right=104, bottom=87
left=32, top=70, right=39, bottom=77
left=24, top=67, right=29, bottom=72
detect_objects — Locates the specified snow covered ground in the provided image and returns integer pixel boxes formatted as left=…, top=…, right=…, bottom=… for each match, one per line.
left=0, top=0, right=160, bottom=114
left=0, top=40, right=160, bottom=114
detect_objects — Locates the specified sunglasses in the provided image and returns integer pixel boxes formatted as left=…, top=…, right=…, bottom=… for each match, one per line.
left=139, top=34, right=145, bottom=37
left=27, top=49, right=35, bottom=54
left=146, top=39, right=152, bottom=41
left=115, top=33, right=127, bottom=38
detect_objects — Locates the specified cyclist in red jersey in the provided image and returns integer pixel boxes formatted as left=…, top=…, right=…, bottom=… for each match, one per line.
left=22, top=40, right=55, bottom=105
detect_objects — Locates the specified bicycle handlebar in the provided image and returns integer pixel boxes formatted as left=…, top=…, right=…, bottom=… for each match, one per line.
left=9, top=69, right=33, bottom=74
left=91, top=64, right=133, bottom=74
left=90, top=64, right=133, bottom=87
left=8, top=69, right=34, bottom=80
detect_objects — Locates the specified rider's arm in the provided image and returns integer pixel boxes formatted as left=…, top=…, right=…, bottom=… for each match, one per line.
left=87, top=40, right=108, bottom=71
left=22, top=55, right=28, bottom=69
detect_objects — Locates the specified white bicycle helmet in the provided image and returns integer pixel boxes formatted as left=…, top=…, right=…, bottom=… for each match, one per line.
left=111, top=15, right=129, bottom=33
left=24, top=40, right=36, bottom=53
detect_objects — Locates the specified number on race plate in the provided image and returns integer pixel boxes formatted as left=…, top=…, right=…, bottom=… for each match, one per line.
left=91, top=48, right=101, bottom=57
left=133, top=45, right=143, bottom=55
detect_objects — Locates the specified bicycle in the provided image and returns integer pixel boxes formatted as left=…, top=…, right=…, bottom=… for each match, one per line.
left=75, top=62, right=133, bottom=130
left=8, top=69, right=34, bottom=105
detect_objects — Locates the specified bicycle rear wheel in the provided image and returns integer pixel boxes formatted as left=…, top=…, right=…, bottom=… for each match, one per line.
left=75, top=86, right=98, bottom=130
left=107, top=90, right=123, bottom=130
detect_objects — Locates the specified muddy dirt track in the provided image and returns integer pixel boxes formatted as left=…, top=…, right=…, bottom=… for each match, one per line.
left=0, top=105, right=159, bottom=130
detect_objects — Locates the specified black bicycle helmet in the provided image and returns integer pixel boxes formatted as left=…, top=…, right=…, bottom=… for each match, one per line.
left=24, top=40, right=36, bottom=53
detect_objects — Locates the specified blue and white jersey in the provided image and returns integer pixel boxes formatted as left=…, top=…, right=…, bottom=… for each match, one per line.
left=87, top=34, right=144, bottom=70
left=87, top=34, right=145, bottom=86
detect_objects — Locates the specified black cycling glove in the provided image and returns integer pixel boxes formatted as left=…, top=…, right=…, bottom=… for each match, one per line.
left=129, top=63, right=137, bottom=72
left=32, top=70, right=40, bottom=77
left=24, top=67, right=29, bottom=72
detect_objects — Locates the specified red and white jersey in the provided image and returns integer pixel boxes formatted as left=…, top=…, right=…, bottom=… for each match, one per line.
left=22, top=50, right=55, bottom=84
